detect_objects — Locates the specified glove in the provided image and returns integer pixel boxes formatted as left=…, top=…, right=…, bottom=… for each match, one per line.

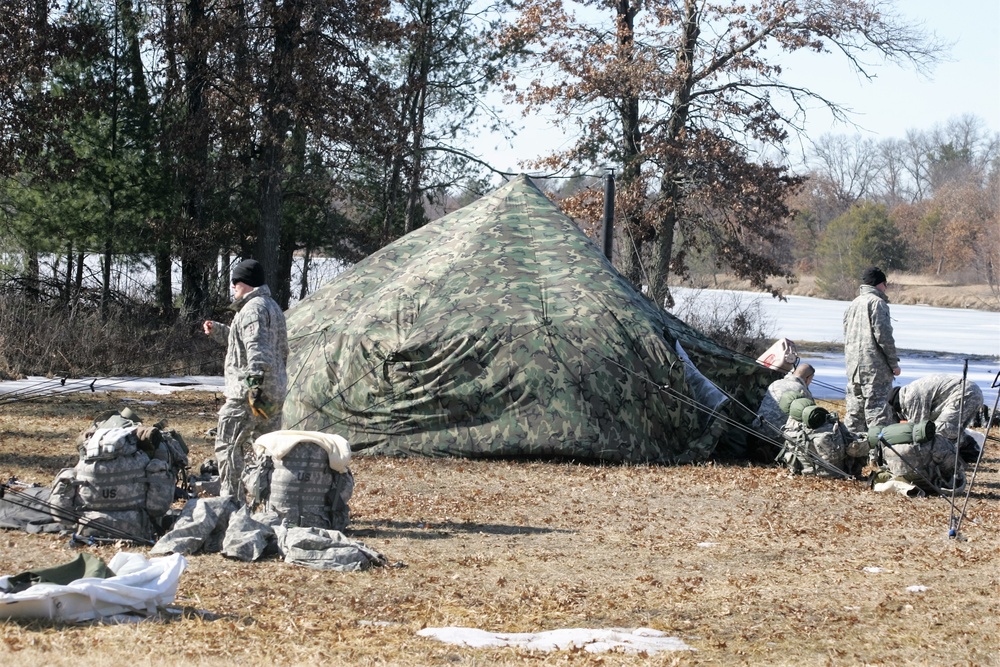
left=247, top=386, right=275, bottom=419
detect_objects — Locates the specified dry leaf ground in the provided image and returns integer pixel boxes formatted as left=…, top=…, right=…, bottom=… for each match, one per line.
left=1, top=390, right=998, bottom=666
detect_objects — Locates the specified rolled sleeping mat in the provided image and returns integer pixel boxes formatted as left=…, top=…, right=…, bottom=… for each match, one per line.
left=788, top=397, right=814, bottom=423
left=800, top=404, right=830, bottom=430
left=868, top=420, right=936, bottom=448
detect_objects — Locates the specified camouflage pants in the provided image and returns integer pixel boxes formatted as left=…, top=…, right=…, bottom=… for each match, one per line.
left=845, top=376, right=892, bottom=434
left=214, top=397, right=282, bottom=502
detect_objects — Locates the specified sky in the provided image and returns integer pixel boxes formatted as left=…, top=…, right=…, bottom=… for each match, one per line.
left=477, top=0, right=1000, bottom=173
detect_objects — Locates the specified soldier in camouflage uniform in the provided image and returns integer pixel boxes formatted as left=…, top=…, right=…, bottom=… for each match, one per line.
left=754, top=363, right=815, bottom=442
left=889, top=374, right=983, bottom=445
left=843, top=267, right=900, bottom=434
left=204, top=259, right=289, bottom=502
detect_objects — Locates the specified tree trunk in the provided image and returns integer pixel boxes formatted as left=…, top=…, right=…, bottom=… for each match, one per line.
left=74, top=251, right=84, bottom=294
left=23, top=247, right=39, bottom=301
left=612, top=0, right=644, bottom=288
left=220, top=251, right=231, bottom=290
left=155, top=247, right=173, bottom=317
left=63, top=242, right=74, bottom=303
left=404, top=0, right=433, bottom=234
left=101, top=240, right=113, bottom=319
left=179, top=0, right=211, bottom=321
left=180, top=250, right=210, bottom=321
left=403, top=83, right=427, bottom=234
left=649, top=0, right=699, bottom=308
left=299, top=246, right=311, bottom=301
left=256, top=0, right=302, bottom=309
left=381, top=94, right=411, bottom=244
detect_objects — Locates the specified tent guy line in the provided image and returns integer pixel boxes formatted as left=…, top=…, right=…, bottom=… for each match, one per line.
left=551, top=325, right=856, bottom=478
left=948, top=362, right=970, bottom=536
left=954, top=372, right=1000, bottom=536
left=0, top=483, right=155, bottom=545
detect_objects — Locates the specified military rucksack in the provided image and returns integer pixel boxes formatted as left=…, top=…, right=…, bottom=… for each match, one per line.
left=244, top=432, right=354, bottom=531
left=868, top=422, right=966, bottom=494
left=780, top=397, right=868, bottom=478
left=49, top=409, right=191, bottom=542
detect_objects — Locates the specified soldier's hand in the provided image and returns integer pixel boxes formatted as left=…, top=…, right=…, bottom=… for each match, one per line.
left=892, top=366, right=901, bottom=377
left=247, top=386, right=275, bottom=419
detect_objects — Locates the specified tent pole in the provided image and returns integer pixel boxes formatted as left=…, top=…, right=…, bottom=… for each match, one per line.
left=601, top=171, right=615, bottom=261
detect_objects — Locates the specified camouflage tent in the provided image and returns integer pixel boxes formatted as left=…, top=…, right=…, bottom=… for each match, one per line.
left=282, top=175, right=776, bottom=463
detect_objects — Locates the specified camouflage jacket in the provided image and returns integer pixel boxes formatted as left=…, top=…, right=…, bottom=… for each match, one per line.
left=896, top=373, right=984, bottom=442
left=757, top=375, right=812, bottom=436
left=843, top=285, right=899, bottom=383
left=208, top=285, right=289, bottom=402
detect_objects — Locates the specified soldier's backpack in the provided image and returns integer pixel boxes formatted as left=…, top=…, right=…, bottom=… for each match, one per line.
left=49, top=409, right=190, bottom=542
left=780, top=397, right=868, bottom=478
left=868, top=422, right=966, bottom=494
left=244, top=431, right=354, bottom=531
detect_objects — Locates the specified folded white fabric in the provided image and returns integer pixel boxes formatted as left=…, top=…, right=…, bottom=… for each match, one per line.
left=253, top=430, right=351, bottom=473
left=873, top=479, right=925, bottom=497
left=85, top=426, right=136, bottom=460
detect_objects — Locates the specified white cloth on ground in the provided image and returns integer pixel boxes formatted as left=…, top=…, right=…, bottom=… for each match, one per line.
left=0, top=552, right=186, bottom=622
left=417, top=626, right=695, bottom=653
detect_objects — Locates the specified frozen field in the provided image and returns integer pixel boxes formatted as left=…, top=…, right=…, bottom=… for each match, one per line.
left=671, top=288, right=999, bottom=402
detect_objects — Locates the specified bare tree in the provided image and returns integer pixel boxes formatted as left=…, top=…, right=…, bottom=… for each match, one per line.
left=498, top=0, right=945, bottom=305
left=809, top=134, right=881, bottom=207
left=876, top=137, right=914, bottom=206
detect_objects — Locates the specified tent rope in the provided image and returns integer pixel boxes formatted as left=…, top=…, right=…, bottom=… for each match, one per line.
left=545, top=328, right=855, bottom=478
left=948, top=360, right=969, bottom=537
left=0, top=481, right=156, bottom=545
left=953, top=370, right=1000, bottom=536
left=616, top=206, right=655, bottom=303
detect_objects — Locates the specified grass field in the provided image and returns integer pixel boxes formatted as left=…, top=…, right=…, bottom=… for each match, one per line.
left=2, top=390, right=999, bottom=666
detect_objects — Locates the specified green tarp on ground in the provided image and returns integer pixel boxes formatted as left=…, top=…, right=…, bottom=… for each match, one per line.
left=282, top=175, right=775, bottom=463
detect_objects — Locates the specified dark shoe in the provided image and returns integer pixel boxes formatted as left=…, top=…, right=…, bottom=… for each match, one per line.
left=958, top=434, right=981, bottom=464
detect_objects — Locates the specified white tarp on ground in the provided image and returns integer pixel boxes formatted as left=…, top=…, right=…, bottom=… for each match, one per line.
left=417, top=626, right=695, bottom=653
left=0, top=375, right=224, bottom=397
left=0, top=552, right=186, bottom=622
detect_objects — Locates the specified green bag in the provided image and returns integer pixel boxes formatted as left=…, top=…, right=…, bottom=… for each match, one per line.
left=868, top=421, right=935, bottom=448
left=800, top=404, right=830, bottom=430
left=778, top=390, right=808, bottom=416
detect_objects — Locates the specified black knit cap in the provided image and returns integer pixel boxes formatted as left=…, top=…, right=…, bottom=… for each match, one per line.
left=862, top=266, right=887, bottom=287
left=232, top=259, right=265, bottom=287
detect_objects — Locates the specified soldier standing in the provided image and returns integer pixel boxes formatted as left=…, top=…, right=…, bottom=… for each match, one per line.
left=203, top=259, right=289, bottom=502
left=843, top=266, right=900, bottom=434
